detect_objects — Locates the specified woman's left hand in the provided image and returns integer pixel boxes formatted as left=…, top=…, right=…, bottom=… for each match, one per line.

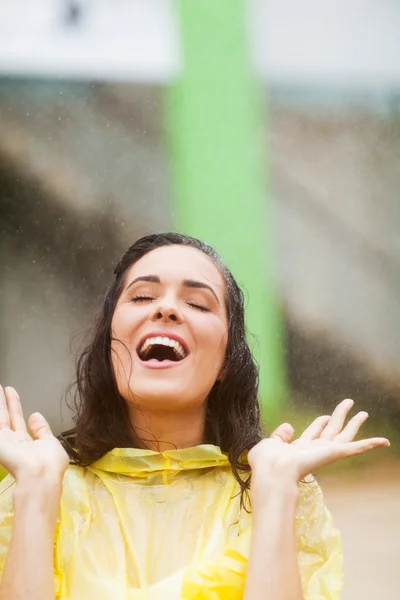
left=248, top=399, right=390, bottom=505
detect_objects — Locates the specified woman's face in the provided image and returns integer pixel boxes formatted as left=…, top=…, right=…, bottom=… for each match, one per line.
left=111, top=245, right=228, bottom=411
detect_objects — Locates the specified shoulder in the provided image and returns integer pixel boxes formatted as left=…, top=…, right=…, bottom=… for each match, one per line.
left=61, top=463, right=94, bottom=505
left=297, top=475, right=327, bottom=514
left=297, top=475, right=323, bottom=505
left=296, top=476, right=329, bottom=528
left=63, top=462, right=89, bottom=486
left=296, top=478, right=344, bottom=597
left=0, top=473, right=15, bottom=493
left=0, top=475, right=16, bottom=569
left=0, top=474, right=15, bottom=515
left=296, top=476, right=342, bottom=556
left=0, top=463, right=90, bottom=511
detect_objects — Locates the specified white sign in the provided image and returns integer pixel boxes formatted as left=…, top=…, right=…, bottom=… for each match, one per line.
left=0, top=0, right=181, bottom=81
left=252, top=0, right=400, bottom=87
left=1, top=0, right=400, bottom=88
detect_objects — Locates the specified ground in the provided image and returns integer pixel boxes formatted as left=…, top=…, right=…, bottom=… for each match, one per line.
left=320, top=460, right=400, bottom=600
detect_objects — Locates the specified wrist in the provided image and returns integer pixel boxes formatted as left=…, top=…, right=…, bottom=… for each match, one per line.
left=13, top=473, right=64, bottom=508
left=250, top=475, right=299, bottom=515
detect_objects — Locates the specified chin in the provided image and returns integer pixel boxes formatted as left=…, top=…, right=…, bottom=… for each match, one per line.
left=125, top=383, right=198, bottom=410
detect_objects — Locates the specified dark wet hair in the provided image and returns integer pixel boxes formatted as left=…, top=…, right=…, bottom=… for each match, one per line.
left=59, top=232, right=264, bottom=502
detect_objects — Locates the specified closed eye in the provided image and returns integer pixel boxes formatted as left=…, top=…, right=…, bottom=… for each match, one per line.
left=188, top=303, right=210, bottom=313
left=131, top=296, right=154, bottom=303
left=131, top=297, right=209, bottom=312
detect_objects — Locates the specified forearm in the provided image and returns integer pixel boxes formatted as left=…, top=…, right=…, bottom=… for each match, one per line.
left=243, top=481, right=304, bottom=600
left=0, top=477, right=62, bottom=600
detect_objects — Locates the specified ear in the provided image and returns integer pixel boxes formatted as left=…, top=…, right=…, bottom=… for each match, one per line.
left=216, top=365, right=227, bottom=383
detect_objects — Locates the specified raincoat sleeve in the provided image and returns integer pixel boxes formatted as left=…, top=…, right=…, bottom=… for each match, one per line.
left=182, top=478, right=343, bottom=600
left=295, top=477, right=344, bottom=599
left=0, top=474, right=64, bottom=596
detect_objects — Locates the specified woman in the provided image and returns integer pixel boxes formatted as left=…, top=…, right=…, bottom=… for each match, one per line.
left=0, top=232, right=390, bottom=600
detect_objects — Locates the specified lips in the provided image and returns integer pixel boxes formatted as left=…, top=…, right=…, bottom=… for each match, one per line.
left=139, top=336, right=187, bottom=361
left=135, top=331, right=190, bottom=367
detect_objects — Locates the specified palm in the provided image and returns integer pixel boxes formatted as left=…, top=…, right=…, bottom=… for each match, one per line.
left=249, top=399, right=390, bottom=483
left=0, top=386, right=69, bottom=481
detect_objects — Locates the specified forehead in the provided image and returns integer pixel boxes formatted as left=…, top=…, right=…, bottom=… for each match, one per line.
left=125, top=245, right=225, bottom=291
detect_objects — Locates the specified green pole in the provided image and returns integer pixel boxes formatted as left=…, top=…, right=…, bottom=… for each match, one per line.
left=164, top=0, right=287, bottom=420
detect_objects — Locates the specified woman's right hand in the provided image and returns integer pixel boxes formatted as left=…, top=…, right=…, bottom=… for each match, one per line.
left=0, top=385, right=69, bottom=483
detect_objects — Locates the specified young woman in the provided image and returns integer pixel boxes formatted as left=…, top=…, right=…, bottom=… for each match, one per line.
left=0, top=232, right=390, bottom=600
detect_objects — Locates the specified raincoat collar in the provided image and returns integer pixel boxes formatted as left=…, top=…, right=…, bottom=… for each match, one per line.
left=90, top=444, right=230, bottom=475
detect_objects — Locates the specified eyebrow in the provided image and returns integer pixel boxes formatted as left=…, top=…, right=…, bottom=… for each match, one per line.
left=126, top=275, right=160, bottom=290
left=126, top=275, right=220, bottom=304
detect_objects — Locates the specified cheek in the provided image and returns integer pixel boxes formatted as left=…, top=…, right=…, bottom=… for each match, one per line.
left=110, top=312, right=137, bottom=383
left=111, top=306, right=139, bottom=343
left=198, top=322, right=228, bottom=363
left=111, top=338, right=132, bottom=383
left=111, top=311, right=127, bottom=342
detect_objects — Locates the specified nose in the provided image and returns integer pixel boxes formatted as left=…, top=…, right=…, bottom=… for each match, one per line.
left=150, top=298, right=183, bottom=324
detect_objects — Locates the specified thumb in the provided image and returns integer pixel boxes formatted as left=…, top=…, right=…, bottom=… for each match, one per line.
left=270, top=422, right=295, bottom=443
left=28, top=412, right=53, bottom=440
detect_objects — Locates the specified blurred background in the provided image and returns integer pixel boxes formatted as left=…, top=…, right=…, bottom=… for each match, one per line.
left=0, top=1, right=399, bottom=597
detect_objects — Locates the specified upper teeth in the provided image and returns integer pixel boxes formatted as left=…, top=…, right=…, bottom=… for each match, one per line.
left=139, top=336, right=187, bottom=359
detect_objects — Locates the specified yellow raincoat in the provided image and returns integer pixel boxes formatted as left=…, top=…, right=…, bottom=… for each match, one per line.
left=0, top=445, right=343, bottom=599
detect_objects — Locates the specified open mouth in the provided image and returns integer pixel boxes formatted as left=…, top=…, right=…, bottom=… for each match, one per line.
left=137, top=336, right=188, bottom=363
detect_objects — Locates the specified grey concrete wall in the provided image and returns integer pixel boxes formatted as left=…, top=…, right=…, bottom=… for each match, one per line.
left=0, top=81, right=170, bottom=230
left=0, top=251, right=78, bottom=431
left=269, top=108, right=400, bottom=388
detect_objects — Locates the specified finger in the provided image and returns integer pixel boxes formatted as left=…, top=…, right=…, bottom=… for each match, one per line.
left=335, top=411, right=369, bottom=442
left=0, top=385, right=10, bottom=429
left=341, top=437, right=390, bottom=457
left=270, top=423, right=294, bottom=443
left=298, top=437, right=390, bottom=478
left=5, top=387, right=27, bottom=433
left=320, top=399, right=354, bottom=440
left=28, top=413, right=54, bottom=440
left=299, top=415, right=331, bottom=441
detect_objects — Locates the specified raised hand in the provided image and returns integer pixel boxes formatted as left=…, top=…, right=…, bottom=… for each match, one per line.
left=248, top=399, right=390, bottom=505
left=0, top=385, right=69, bottom=483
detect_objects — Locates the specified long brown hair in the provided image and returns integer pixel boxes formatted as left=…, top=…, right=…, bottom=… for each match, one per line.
left=59, top=233, right=264, bottom=499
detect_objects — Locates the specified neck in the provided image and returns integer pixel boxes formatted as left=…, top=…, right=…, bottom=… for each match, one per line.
left=128, top=403, right=206, bottom=452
